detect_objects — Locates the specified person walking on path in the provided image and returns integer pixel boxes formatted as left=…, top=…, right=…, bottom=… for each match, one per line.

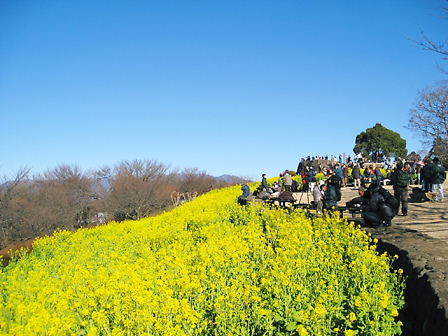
left=390, top=161, right=412, bottom=216
left=428, top=157, right=446, bottom=202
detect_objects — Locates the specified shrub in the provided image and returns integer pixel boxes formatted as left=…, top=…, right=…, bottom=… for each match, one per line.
left=0, top=186, right=404, bottom=335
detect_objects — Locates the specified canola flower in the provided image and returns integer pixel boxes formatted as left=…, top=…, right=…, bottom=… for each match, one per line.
left=0, top=185, right=405, bottom=335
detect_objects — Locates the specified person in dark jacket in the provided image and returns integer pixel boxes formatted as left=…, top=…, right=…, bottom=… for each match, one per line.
left=390, top=161, right=411, bottom=216
left=241, top=184, right=250, bottom=197
left=238, top=184, right=251, bottom=205
left=307, top=167, right=317, bottom=191
left=420, top=160, right=431, bottom=192
left=427, top=157, right=446, bottom=202
left=323, top=184, right=338, bottom=210
left=347, top=184, right=394, bottom=227
left=352, top=164, right=362, bottom=189
left=261, top=174, right=271, bottom=193
left=327, top=170, right=342, bottom=203
left=296, top=158, right=305, bottom=175
left=323, top=170, right=342, bottom=210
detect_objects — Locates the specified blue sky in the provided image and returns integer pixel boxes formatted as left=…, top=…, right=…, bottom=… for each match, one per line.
left=1, top=0, right=446, bottom=180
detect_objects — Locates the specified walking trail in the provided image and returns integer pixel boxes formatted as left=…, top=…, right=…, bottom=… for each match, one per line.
left=337, top=180, right=448, bottom=334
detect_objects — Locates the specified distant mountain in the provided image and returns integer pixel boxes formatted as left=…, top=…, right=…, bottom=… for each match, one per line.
left=215, top=174, right=249, bottom=184
left=0, top=181, right=14, bottom=191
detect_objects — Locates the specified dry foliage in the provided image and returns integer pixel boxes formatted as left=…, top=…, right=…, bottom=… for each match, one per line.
left=0, top=161, right=248, bottom=250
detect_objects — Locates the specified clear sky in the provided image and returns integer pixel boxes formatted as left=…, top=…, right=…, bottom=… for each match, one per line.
left=1, top=0, right=447, bottom=180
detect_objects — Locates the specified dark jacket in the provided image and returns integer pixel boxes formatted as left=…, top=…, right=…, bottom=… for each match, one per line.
left=364, top=168, right=374, bottom=178
left=420, top=164, right=430, bottom=181
left=428, top=163, right=446, bottom=184
left=352, top=166, right=361, bottom=179
left=335, top=167, right=344, bottom=179
left=261, top=177, right=269, bottom=192
left=363, top=184, right=395, bottom=218
left=307, top=169, right=317, bottom=182
left=324, top=185, right=339, bottom=209
left=241, top=184, right=251, bottom=197
left=390, top=168, right=411, bottom=188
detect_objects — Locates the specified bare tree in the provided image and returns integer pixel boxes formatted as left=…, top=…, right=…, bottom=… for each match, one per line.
left=177, top=167, right=216, bottom=194
left=32, top=165, right=95, bottom=230
left=408, top=84, right=448, bottom=164
left=98, top=160, right=172, bottom=221
left=416, top=1, right=448, bottom=73
left=0, top=168, right=31, bottom=248
left=0, top=159, right=249, bottom=248
left=409, top=85, right=448, bottom=142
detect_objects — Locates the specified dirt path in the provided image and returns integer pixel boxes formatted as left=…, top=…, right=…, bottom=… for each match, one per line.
left=336, top=180, right=448, bottom=244
left=336, top=180, right=448, bottom=335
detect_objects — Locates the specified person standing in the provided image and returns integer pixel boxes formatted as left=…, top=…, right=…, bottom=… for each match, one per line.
left=390, top=161, right=411, bottom=216
left=323, top=184, right=338, bottom=210
left=420, top=159, right=431, bottom=192
left=374, top=166, right=383, bottom=185
left=283, top=171, right=293, bottom=192
left=313, top=184, right=325, bottom=213
left=342, top=164, right=349, bottom=188
left=428, top=157, right=446, bottom=202
left=296, top=158, right=305, bottom=175
left=261, top=174, right=270, bottom=193
left=334, top=164, right=344, bottom=181
left=324, top=170, right=342, bottom=209
left=364, top=165, right=374, bottom=184
left=352, top=163, right=362, bottom=189
left=307, top=167, right=317, bottom=192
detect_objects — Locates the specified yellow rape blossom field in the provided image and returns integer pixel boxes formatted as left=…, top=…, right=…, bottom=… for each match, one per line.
left=0, top=185, right=405, bottom=335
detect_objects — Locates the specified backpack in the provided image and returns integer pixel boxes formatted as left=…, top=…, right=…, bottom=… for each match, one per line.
left=378, top=187, right=398, bottom=214
left=279, top=191, right=295, bottom=202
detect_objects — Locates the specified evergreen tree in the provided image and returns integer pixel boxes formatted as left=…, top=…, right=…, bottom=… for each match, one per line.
left=354, top=123, right=407, bottom=161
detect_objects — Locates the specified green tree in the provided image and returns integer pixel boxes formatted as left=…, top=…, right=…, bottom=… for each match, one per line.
left=354, top=123, right=407, bottom=161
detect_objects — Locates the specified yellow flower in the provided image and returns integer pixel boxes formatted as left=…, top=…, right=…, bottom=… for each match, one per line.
left=348, top=312, right=357, bottom=322
left=296, top=325, right=309, bottom=336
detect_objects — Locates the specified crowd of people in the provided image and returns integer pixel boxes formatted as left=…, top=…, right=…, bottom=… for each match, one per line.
left=239, top=154, right=446, bottom=229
